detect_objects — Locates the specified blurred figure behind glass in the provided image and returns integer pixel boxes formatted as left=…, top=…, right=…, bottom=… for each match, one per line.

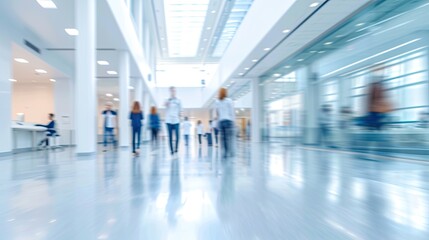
left=367, top=82, right=392, bottom=130
left=319, top=104, right=332, bottom=147
left=215, top=88, right=236, bottom=158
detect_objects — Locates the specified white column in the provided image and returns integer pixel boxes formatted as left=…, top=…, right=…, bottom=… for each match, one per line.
left=0, top=37, right=12, bottom=154
left=134, top=78, right=143, bottom=103
left=133, top=0, right=143, bottom=42
left=251, top=78, right=262, bottom=143
left=75, top=0, right=96, bottom=154
left=300, top=67, right=319, bottom=145
left=119, top=51, right=130, bottom=147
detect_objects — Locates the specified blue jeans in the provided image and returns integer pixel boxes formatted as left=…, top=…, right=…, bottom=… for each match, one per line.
left=214, top=128, right=219, bottom=144
left=103, top=127, right=116, bottom=147
left=167, top=123, right=180, bottom=154
left=219, top=120, right=234, bottom=157
left=132, top=126, right=141, bottom=153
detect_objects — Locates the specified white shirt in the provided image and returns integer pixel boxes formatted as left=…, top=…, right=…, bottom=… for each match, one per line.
left=197, top=124, right=204, bottom=134
left=102, top=110, right=117, bottom=128
left=215, top=98, right=235, bottom=121
left=211, top=120, right=218, bottom=129
left=165, top=98, right=182, bottom=124
left=182, top=121, right=192, bottom=135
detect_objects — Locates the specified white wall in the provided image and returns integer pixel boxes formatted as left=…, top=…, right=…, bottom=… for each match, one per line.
left=155, top=87, right=207, bottom=109
left=0, top=33, right=12, bottom=154
left=12, top=82, right=54, bottom=123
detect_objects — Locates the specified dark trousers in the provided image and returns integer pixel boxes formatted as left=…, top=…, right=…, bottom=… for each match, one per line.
left=132, top=126, right=141, bottom=153
left=103, top=127, right=116, bottom=147
left=219, top=120, right=234, bottom=157
left=214, top=128, right=219, bottom=144
left=184, top=134, right=189, bottom=146
left=198, top=134, right=202, bottom=144
left=151, top=128, right=159, bottom=146
left=167, top=123, right=180, bottom=154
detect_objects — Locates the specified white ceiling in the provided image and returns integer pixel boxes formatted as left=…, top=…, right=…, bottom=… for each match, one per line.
left=0, top=0, right=142, bottom=99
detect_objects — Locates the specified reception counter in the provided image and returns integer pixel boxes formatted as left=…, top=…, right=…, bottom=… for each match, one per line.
left=12, top=122, right=47, bottom=151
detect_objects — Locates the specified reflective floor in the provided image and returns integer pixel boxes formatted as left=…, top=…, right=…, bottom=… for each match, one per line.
left=1, top=139, right=429, bottom=240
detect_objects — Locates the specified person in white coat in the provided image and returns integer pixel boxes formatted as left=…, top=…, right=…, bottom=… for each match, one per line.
left=196, top=120, right=204, bottom=146
left=182, top=117, right=192, bottom=146
left=214, top=88, right=236, bottom=158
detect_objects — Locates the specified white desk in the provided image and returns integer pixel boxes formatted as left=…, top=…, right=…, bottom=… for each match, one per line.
left=12, top=123, right=47, bottom=151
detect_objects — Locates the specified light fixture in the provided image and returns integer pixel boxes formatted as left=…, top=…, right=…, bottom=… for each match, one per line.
left=297, top=59, right=304, bottom=62
left=161, top=37, right=165, bottom=40
left=264, top=48, right=271, bottom=51
left=324, top=42, right=333, bottom=45
left=35, top=69, right=47, bottom=74
left=203, top=39, right=208, bottom=42
left=211, top=10, right=216, bottom=13
left=282, top=29, right=291, bottom=33
left=106, top=93, right=113, bottom=97
left=207, top=27, right=212, bottom=30
left=36, top=0, right=57, bottom=9
left=310, top=50, right=317, bottom=53
left=284, top=65, right=291, bottom=68
left=318, top=51, right=326, bottom=54
left=107, top=70, right=117, bottom=75
left=97, top=60, right=109, bottom=65
left=355, top=22, right=365, bottom=27
left=252, top=59, right=258, bottom=62
left=14, top=58, right=29, bottom=63
left=129, top=86, right=134, bottom=90
left=309, top=2, right=320, bottom=8
left=113, top=98, right=119, bottom=102
left=9, top=79, right=17, bottom=82
left=244, top=67, right=250, bottom=70
left=238, top=73, right=244, bottom=76
left=273, top=73, right=282, bottom=77
left=65, top=28, right=79, bottom=36
left=49, top=79, right=56, bottom=82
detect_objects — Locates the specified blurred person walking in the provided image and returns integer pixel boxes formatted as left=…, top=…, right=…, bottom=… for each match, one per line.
left=211, top=118, right=219, bottom=147
left=367, top=82, right=391, bottom=130
left=129, top=101, right=144, bottom=156
left=102, top=102, right=118, bottom=152
left=165, top=86, right=182, bottom=155
left=214, top=88, right=236, bottom=158
left=196, top=120, right=204, bottom=146
left=149, top=106, right=161, bottom=148
left=319, top=104, right=332, bottom=147
left=182, top=116, right=192, bottom=146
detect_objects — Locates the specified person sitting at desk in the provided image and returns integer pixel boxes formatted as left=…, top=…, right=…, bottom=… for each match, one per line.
left=35, top=113, right=56, bottom=147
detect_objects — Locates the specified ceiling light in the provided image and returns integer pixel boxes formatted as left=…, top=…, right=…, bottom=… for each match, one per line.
left=284, top=65, right=291, bottom=68
left=282, top=29, right=291, bottom=33
left=309, top=2, right=320, bottom=8
left=36, top=0, right=57, bottom=9
left=14, top=58, right=29, bottom=63
left=355, top=23, right=365, bottom=27
left=273, top=73, right=282, bottom=77
left=297, top=59, right=304, bottom=62
left=310, top=50, right=317, bottom=53
left=324, top=42, right=333, bottom=45
left=203, top=39, right=208, bottom=42
left=106, top=93, right=113, bottom=97
left=113, top=98, right=119, bottom=102
left=35, top=69, right=47, bottom=74
left=9, top=79, right=17, bottom=82
left=244, top=67, right=250, bottom=70
left=65, top=28, right=79, bottom=36
left=211, top=10, right=216, bottom=13
left=264, top=48, right=271, bottom=51
left=207, top=27, right=212, bottom=30
left=97, top=60, right=109, bottom=65
left=252, top=59, right=258, bottom=62
left=161, top=37, right=165, bottom=40
left=238, top=73, right=244, bottom=76
left=318, top=51, right=326, bottom=54
left=129, top=86, right=134, bottom=90
left=49, top=79, right=56, bottom=82
left=107, top=70, right=117, bottom=75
